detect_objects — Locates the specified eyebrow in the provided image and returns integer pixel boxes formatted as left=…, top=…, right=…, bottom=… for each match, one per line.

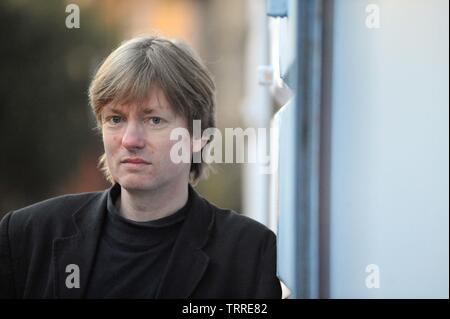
left=105, top=106, right=162, bottom=115
left=106, top=108, right=126, bottom=115
left=142, top=108, right=158, bottom=114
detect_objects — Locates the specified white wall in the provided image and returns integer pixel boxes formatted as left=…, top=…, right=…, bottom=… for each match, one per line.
left=241, top=0, right=271, bottom=227
left=329, top=0, right=449, bottom=298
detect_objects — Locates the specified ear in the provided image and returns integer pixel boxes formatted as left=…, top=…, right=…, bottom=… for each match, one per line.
left=192, top=136, right=209, bottom=153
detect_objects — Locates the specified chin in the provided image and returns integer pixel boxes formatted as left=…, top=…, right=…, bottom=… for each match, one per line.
left=117, top=176, right=156, bottom=192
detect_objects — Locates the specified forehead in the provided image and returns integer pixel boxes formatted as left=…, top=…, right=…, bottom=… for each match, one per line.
left=104, top=86, right=174, bottom=114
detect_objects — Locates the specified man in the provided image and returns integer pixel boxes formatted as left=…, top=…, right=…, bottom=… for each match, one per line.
left=0, top=36, right=281, bottom=298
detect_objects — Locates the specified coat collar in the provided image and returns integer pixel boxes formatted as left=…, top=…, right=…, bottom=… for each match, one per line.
left=52, top=185, right=214, bottom=298
left=155, top=185, right=214, bottom=298
left=52, top=189, right=108, bottom=298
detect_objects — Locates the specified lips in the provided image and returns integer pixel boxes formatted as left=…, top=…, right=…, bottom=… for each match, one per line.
left=121, top=157, right=150, bottom=164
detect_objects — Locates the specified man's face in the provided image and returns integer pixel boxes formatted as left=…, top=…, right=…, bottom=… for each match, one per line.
left=101, top=85, right=191, bottom=192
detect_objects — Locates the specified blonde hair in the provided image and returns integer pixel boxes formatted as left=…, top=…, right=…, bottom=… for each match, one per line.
left=88, top=36, right=216, bottom=184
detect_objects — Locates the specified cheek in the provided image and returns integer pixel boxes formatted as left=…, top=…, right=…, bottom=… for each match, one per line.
left=103, top=133, right=121, bottom=155
left=165, top=137, right=192, bottom=164
left=152, top=135, right=187, bottom=162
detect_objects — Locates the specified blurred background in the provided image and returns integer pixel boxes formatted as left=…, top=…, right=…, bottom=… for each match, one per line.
left=0, top=0, right=248, bottom=214
left=0, top=0, right=448, bottom=299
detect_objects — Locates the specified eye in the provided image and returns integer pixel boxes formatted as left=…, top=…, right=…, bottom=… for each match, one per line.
left=150, top=117, right=162, bottom=125
left=104, top=115, right=123, bottom=126
left=110, top=115, right=122, bottom=124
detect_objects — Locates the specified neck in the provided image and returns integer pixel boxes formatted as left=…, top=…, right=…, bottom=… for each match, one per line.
left=117, top=183, right=189, bottom=222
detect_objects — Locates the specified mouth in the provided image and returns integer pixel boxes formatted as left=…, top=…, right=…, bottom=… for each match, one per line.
left=121, top=157, right=151, bottom=165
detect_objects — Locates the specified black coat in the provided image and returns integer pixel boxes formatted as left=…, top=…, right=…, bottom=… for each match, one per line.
left=0, top=186, right=281, bottom=298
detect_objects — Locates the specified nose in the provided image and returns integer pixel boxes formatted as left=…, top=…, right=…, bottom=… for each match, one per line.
left=121, top=121, right=145, bottom=151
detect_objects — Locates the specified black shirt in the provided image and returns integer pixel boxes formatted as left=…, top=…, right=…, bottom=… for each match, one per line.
left=85, top=184, right=190, bottom=298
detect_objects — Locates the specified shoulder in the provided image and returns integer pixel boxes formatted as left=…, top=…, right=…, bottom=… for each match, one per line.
left=1, top=191, right=104, bottom=235
left=205, top=199, right=276, bottom=244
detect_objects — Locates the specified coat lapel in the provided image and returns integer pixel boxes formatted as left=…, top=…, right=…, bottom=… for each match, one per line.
left=155, top=186, right=215, bottom=298
left=52, top=189, right=109, bottom=298
left=51, top=185, right=214, bottom=299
